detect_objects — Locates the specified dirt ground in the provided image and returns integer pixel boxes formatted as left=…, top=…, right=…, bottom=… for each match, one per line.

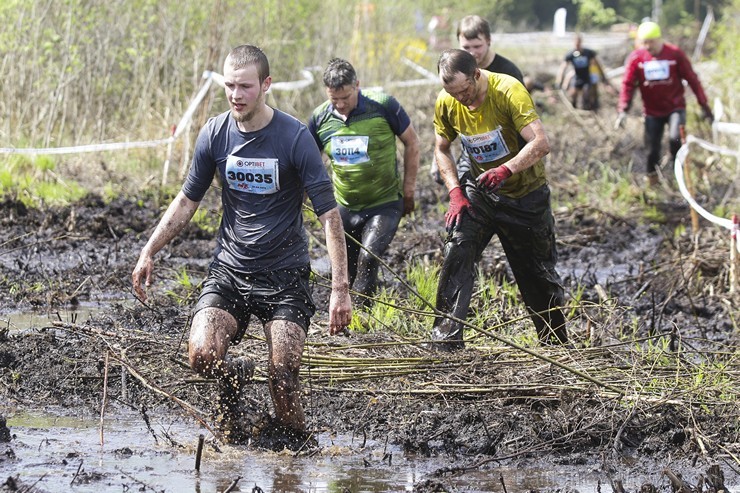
left=1, top=88, right=739, bottom=492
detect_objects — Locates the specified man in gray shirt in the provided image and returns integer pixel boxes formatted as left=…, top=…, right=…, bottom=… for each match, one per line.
left=132, top=44, right=352, bottom=450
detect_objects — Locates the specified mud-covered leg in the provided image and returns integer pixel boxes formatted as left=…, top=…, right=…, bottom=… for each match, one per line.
left=352, top=205, right=402, bottom=304
left=644, top=116, right=665, bottom=181
left=264, top=319, right=305, bottom=430
left=667, top=110, right=686, bottom=163
left=257, top=319, right=315, bottom=451
left=188, top=307, right=253, bottom=443
left=430, top=237, right=477, bottom=350
left=495, top=191, right=568, bottom=346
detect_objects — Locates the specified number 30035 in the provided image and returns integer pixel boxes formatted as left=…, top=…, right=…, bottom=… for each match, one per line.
left=227, top=171, right=273, bottom=184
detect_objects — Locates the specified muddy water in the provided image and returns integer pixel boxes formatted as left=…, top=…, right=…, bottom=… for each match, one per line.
left=0, top=409, right=613, bottom=492
left=0, top=302, right=121, bottom=334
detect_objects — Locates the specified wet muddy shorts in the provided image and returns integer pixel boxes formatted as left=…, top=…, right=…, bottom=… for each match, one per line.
left=192, top=262, right=316, bottom=343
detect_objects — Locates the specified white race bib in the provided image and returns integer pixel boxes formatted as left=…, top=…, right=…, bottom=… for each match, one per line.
left=643, top=60, right=670, bottom=81
left=572, top=53, right=589, bottom=69
left=225, top=155, right=279, bottom=194
left=331, top=135, right=370, bottom=165
left=461, top=128, right=510, bottom=163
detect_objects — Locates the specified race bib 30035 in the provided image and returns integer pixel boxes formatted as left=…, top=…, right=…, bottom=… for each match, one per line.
left=225, top=155, right=279, bottom=194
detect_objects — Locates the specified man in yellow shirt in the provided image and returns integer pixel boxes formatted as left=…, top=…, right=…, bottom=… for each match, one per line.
left=430, top=49, right=567, bottom=350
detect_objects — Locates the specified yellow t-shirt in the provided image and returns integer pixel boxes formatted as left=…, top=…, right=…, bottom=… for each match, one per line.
left=433, top=70, right=547, bottom=198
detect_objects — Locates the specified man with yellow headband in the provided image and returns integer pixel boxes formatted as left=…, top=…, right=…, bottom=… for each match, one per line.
left=616, top=21, right=713, bottom=187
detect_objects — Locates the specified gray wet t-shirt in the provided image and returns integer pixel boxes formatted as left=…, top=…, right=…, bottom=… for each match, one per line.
left=182, top=109, right=336, bottom=273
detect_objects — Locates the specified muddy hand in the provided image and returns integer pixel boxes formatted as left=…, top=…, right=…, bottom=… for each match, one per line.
left=328, top=288, right=352, bottom=335
left=445, top=186, right=473, bottom=231
left=131, top=255, right=153, bottom=302
left=614, top=112, right=627, bottom=130
left=403, top=196, right=415, bottom=216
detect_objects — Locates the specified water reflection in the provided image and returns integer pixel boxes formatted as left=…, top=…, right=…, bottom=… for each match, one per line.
left=1, top=409, right=626, bottom=493
left=0, top=302, right=110, bottom=333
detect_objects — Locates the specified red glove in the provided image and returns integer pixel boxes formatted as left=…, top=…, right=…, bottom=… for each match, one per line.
left=477, top=165, right=512, bottom=191
left=445, top=186, right=472, bottom=231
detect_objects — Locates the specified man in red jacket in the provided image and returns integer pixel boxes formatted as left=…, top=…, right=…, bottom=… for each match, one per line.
left=615, top=21, right=713, bottom=187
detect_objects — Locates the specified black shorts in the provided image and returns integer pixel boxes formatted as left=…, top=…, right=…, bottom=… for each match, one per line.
left=192, top=262, right=316, bottom=343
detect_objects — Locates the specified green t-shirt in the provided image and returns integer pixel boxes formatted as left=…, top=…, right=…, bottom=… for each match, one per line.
left=309, top=90, right=410, bottom=210
left=433, top=70, right=547, bottom=198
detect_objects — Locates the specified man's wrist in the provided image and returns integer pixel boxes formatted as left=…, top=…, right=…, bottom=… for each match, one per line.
left=332, top=281, right=350, bottom=293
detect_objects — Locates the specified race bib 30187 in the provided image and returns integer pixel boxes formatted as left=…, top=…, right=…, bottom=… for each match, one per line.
left=461, top=127, right=510, bottom=164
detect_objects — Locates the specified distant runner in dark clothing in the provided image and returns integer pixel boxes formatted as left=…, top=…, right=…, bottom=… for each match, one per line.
left=556, top=34, right=613, bottom=110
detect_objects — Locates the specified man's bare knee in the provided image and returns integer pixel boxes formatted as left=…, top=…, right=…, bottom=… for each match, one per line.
left=188, top=307, right=237, bottom=376
left=189, top=344, right=219, bottom=375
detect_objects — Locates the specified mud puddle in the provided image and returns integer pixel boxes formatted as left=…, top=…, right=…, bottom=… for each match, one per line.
left=0, top=408, right=616, bottom=492
left=0, top=302, right=123, bottom=334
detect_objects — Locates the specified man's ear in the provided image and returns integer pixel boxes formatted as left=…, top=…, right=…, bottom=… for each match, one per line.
left=262, top=76, right=272, bottom=92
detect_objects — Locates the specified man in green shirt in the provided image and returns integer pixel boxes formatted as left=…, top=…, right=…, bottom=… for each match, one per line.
left=309, top=58, right=420, bottom=306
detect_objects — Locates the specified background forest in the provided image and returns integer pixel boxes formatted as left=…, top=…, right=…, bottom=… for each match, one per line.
left=0, top=0, right=737, bottom=196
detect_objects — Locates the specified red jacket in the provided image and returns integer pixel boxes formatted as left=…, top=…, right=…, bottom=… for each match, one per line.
left=618, top=42, right=708, bottom=117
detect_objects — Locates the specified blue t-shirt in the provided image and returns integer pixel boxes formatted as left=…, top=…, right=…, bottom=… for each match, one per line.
left=183, top=109, right=336, bottom=273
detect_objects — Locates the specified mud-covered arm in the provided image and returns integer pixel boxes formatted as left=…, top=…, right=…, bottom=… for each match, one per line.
left=677, top=52, right=709, bottom=108
left=556, top=60, right=569, bottom=88
left=132, top=191, right=200, bottom=302
left=398, top=122, right=420, bottom=215
left=505, top=119, right=550, bottom=174
left=617, top=56, right=639, bottom=113
left=594, top=57, right=615, bottom=91
left=317, top=207, right=352, bottom=334
left=434, top=133, right=460, bottom=194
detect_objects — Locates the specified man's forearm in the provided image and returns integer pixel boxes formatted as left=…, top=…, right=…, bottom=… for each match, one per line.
left=434, top=149, right=460, bottom=192
left=506, top=138, right=549, bottom=174
left=319, top=208, right=350, bottom=291
left=141, top=191, right=199, bottom=258
left=403, top=145, right=420, bottom=197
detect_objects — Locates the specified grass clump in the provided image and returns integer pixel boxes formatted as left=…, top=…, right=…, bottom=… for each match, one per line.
left=0, top=154, right=86, bottom=207
left=164, top=267, right=200, bottom=306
